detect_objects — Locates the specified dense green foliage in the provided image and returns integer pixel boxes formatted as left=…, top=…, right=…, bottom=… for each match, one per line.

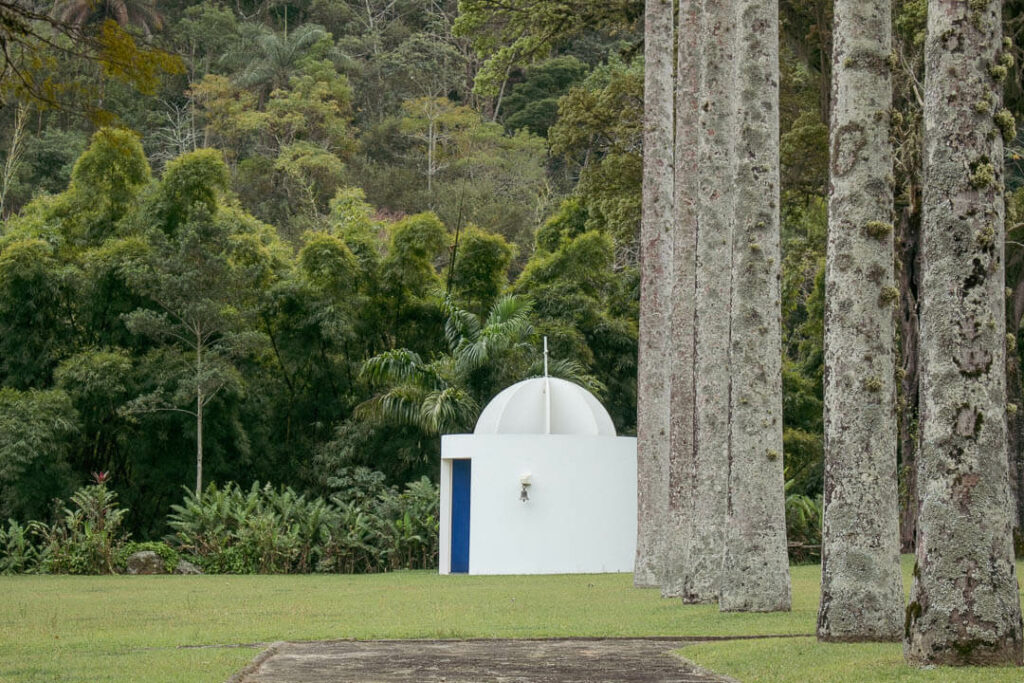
left=2, top=475, right=439, bottom=575
left=1, top=0, right=1021, bottom=550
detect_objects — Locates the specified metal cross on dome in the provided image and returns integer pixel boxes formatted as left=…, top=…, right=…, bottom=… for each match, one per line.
left=543, top=335, right=549, bottom=377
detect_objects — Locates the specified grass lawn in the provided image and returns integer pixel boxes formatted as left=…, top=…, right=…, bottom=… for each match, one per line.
left=0, top=557, right=1020, bottom=681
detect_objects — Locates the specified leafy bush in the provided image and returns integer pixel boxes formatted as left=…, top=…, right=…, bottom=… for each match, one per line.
left=0, top=519, right=40, bottom=574
left=169, top=482, right=340, bottom=574
left=785, top=485, right=823, bottom=564
left=1, top=471, right=440, bottom=575
left=319, top=469, right=438, bottom=573
left=384, top=476, right=438, bottom=570
left=168, top=473, right=439, bottom=575
left=35, top=483, right=130, bottom=574
left=116, top=541, right=180, bottom=573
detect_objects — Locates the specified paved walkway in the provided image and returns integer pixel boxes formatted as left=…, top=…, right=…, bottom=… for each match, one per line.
left=232, top=638, right=729, bottom=682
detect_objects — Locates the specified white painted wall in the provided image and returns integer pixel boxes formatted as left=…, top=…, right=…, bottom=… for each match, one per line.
left=439, top=434, right=637, bottom=575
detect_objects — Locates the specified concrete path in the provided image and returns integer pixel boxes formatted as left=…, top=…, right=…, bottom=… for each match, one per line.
left=232, top=638, right=728, bottom=682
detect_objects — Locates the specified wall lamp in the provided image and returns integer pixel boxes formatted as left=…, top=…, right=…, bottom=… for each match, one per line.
left=519, top=472, right=532, bottom=502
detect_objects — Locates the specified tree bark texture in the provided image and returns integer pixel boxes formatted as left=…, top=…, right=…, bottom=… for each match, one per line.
left=905, top=0, right=1024, bottom=665
left=1006, top=276, right=1024, bottom=537
left=635, top=0, right=675, bottom=589
left=685, top=0, right=736, bottom=604
left=1005, top=346, right=1023, bottom=539
left=718, top=0, right=792, bottom=613
left=817, top=0, right=903, bottom=642
left=662, top=0, right=700, bottom=599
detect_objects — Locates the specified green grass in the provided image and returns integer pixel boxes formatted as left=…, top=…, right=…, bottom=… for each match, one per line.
left=0, top=557, right=1020, bottom=681
left=683, top=556, right=1024, bottom=682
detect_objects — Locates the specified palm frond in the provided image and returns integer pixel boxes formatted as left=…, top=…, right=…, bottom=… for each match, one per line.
left=420, top=386, right=478, bottom=435
left=444, top=304, right=481, bottom=350
left=486, top=293, right=532, bottom=328
left=360, top=349, right=437, bottom=389
left=355, top=384, right=431, bottom=430
left=454, top=337, right=492, bottom=376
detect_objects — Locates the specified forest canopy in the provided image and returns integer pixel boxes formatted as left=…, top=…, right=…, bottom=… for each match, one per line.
left=0, top=0, right=1022, bottom=547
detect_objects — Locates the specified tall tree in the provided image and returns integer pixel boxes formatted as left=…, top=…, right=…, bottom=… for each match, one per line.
left=817, top=0, right=903, bottom=641
left=661, top=0, right=699, bottom=599
left=634, top=0, right=674, bottom=589
left=905, top=0, right=1024, bottom=665
left=685, top=0, right=736, bottom=605
left=124, top=150, right=258, bottom=496
left=718, top=0, right=791, bottom=612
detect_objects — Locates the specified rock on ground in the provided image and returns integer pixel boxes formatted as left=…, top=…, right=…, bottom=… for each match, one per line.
left=125, top=551, right=165, bottom=575
left=173, top=559, right=202, bottom=575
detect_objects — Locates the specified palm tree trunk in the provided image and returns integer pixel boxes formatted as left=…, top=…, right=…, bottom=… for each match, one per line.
left=718, top=0, right=791, bottom=613
left=817, top=0, right=903, bottom=641
left=905, top=0, right=1023, bottom=665
left=634, top=0, right=675, bottom=589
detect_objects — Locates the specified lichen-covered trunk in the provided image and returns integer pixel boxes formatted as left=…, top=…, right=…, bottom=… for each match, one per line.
left=817, top=0, right=903, bottom=642
left=661, top=0, right=700, bottom=599
left=1006, top=283, right=1024, bottom=538
left=718, top=0, right=791, bottom=613
left=685, top=0, right=736, bottom=604
left=905, top=0, right=1024, bottom=666
left=1008, top=269, right=1024, bottom=535
left=635, top=0, right=675, bottom=589
left=1005, top=346, right=1024, bottom=539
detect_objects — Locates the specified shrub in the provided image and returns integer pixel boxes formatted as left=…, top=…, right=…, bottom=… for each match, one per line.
left=319, top=469, right=439, bottom=574
left=384, top=477, right=439, bottom=571
left=0, top=519, right=40, bottom=574
left=785, top=487, right=823, bottom=564
left=35, top=483, right=129, bottom=574
left=169, top=482, right=340, bottom=574
left=166, top=472, right=440, bottom=574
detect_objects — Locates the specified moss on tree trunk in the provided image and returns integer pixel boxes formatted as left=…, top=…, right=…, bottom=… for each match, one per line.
left=905, top=0, right=1024, bottom=666
left=817, top=0, right=903, bottom=642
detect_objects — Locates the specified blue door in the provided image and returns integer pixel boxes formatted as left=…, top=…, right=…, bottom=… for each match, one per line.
left=450, top=459, right=471, bottom=573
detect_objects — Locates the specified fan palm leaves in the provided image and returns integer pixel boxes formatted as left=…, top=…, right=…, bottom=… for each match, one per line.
left=55, top=0, right=163, bottom=35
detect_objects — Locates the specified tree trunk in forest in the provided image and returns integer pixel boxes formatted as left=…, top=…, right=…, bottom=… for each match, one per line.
left=1006, top=271, right=1024, bottom=539
left=1006, top=342, right=1023, bottom=540
left=635, top=0, right=675, bottom=589
left=196, top=339, right=204, bottom=497
left=905, top=0, right=1024, bottom=665
left=686, top=0, right=736, bottom=604
left=815, top=0, right=833, bottom=126
left=817, top=0, right=903, bottom=642
left=897, top=198, right=921, bottom=553
left=718, top=0, right=792, bottom=613
left=661, top=0, right=699, bottom=600
left=1007, top=248, right=1024, bottom=537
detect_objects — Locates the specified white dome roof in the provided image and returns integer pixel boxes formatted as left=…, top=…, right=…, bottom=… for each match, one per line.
left=474, top=377, right=616, bottom=436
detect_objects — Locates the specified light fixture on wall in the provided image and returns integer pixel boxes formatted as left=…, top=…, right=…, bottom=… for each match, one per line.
left=519, top=472, right=532, bottom=502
